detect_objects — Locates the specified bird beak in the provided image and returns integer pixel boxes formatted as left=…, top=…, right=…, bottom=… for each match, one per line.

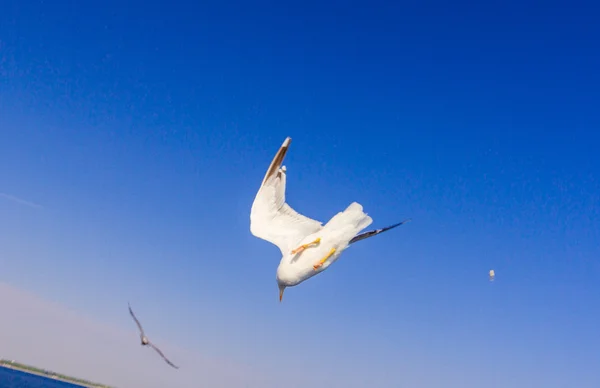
left=279, top=287, right=285, bottom=302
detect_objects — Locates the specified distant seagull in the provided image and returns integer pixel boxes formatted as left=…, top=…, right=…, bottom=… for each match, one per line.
left=128, top=303, right=179, bottom=369
left=250, top=137, right=411, bottom=302
left=489, top=269, right=495, bottom=282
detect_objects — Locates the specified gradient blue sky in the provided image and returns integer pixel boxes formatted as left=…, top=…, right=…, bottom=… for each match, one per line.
left=1, top=1, right=599, bottom=387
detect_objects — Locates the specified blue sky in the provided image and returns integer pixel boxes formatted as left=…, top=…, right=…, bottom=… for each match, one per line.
left=1, top=0, right=599, bottom=387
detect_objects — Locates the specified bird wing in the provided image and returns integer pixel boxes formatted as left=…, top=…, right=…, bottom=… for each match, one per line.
left=250, top=137, right=323, bottom=255
left=349, top=219, right=411, bottom=245
left=128, top=303, right=145, bottom=336
left=148, top=342, right=179, bottom=369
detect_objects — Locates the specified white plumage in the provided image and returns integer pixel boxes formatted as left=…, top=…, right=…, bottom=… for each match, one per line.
left=250, top=137, right=410, bottom=301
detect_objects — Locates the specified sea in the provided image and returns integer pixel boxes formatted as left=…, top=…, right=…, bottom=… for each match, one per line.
left=0, top=366, right=85, bottom=388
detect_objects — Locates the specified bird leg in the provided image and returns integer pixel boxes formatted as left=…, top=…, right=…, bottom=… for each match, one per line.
left=291, top=237, right=321, bottom=255
left=313, top=248, right=336, bottom=270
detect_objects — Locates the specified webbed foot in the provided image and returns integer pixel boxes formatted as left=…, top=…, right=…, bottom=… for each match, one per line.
left=313, top=248, right=336, bottom=270
left=291, top=237, right=321, bottom=255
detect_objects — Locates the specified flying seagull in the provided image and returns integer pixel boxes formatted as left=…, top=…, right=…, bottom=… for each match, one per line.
left=250, top=137, right=410, bottom=302
left=128, top=303, right=179, bottom=369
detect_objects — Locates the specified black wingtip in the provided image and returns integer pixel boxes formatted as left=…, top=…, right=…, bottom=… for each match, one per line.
left=349, top=217, right=412, bottom=245
left=260, top=137, right=292, bottom=188
left=388, top=218, right=412, bottom=228
left=373, top=218, right=412, bottom=232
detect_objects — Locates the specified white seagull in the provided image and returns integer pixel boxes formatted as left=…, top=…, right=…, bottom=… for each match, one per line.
left=250, top=137, right=410, bottom=302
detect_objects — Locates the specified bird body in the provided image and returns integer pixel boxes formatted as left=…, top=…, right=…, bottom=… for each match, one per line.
left=250, top=137, right=410, bottom=301
left=275, top=202, right=373, bottom=287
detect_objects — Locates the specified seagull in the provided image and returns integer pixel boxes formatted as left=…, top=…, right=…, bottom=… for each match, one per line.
left=128, top=303, right=179, bottom=369
left=250, top=137, right=411, bottom=302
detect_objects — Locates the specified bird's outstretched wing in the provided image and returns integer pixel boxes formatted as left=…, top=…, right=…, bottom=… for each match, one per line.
left=349, top=219, right=411, bottom=245
left=148, top=342, right=179, bottom=369
left=250, top=137, right=323, bottom=254
left=128, top=303, right=145, bottom=336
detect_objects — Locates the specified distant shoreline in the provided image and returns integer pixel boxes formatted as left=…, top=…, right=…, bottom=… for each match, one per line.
left=0, top=360, right=113, bottom=388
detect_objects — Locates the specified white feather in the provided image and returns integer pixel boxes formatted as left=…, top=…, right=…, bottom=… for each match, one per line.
left=250, top=138, right=322, bottom=255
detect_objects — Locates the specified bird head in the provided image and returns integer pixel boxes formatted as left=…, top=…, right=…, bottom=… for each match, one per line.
left=276, top=261, right=305, bottom=302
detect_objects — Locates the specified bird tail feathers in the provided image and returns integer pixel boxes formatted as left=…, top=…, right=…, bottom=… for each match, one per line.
left=323, top=202, right=373, bottom=243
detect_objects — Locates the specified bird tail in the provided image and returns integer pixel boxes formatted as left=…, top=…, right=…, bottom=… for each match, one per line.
left=323, top=202, right=373, bottom=243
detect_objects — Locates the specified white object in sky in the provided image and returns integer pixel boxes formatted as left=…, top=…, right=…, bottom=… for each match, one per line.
left=250, top=137, right=410, bottom=302
left=489, top=269, right=495, bottom=281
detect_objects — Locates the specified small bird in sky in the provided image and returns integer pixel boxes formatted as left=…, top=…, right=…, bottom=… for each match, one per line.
left=489, top=269, right=495, bottom=282
left=250, top=137, right=410, bottom=302
left=128, top=303, right=179, bottom=369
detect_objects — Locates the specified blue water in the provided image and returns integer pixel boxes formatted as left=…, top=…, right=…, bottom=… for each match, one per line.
left=0, top=366, right=85, bottom=388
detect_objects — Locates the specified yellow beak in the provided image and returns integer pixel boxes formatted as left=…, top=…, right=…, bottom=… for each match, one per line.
left=279, top=288, right=284, bottom=302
